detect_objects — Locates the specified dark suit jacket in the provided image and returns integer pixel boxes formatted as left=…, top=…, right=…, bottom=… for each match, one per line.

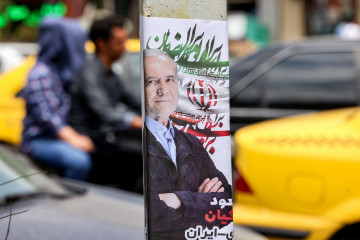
left=145, top=126, right=232, bottom=240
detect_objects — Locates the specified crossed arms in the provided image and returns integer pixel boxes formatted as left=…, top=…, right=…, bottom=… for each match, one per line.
left=159, top=177, right=225, bottom=209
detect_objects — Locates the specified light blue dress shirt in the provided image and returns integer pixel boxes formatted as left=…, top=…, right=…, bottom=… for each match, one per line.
left=146, top=116, right=177, bottom=167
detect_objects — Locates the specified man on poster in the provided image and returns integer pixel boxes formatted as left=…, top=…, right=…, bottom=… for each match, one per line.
left=144, top=49, right=232, bottom=240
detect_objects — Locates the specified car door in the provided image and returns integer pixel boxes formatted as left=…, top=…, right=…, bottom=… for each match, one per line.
left=230, top=44, right=360, bottom=132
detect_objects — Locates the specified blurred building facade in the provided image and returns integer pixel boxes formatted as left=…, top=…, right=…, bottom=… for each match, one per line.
left=1, top=0, right=359, bottom=43
left=240, top=0, right=359, bottom=42
left=227, top=0, right=360, bottom=57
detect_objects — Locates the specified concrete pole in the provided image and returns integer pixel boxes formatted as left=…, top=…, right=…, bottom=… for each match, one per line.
left=140, top=0, right=227, bottom=20
left=140, top=1, right=233, bottom=240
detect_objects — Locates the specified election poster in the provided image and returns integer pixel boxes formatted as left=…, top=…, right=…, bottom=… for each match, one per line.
left=141, top=16, right=233, bottom=240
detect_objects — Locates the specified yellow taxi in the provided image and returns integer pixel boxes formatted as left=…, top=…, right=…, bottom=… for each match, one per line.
left=0, top=55, right=36, bottom=145
left=233, top=107, right=360, bottom=239
left=0, top=39, right=140, bottom=146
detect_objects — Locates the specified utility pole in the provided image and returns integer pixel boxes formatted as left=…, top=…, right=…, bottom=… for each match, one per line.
left=140, top=0, right=226, bottom=21
left=140, top=0, right=233, bottom=239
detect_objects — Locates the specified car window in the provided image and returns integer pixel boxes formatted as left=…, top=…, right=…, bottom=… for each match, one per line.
left=230, top=76, right=264, bottom=107
left=229, top=46, right=283, bottom=107
left=229, top=46, right=282, bottom=87
left=263, top=52, right=359, bottom=109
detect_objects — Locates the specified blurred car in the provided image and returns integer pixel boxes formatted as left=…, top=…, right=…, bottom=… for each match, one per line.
left=0, top=143, right=267, bottom=240
left=0, top=143, right=144, bottom=240
left=233, top=107, right=360, bottom=240
left=229, top=39, right=360, bottom=132
left=0, top=39, right=140, bottom=145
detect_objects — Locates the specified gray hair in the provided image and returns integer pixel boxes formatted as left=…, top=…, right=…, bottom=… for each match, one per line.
left=143, top=49, right=178, bottom=77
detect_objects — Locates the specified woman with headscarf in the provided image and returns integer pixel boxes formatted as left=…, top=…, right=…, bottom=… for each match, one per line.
left=21, top=17, right=93, bottom=180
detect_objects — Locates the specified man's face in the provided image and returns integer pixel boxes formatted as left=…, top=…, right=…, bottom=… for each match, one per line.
left=105, top=27, right=127, bottom=62
left=144, top=55, right=178, bottom=121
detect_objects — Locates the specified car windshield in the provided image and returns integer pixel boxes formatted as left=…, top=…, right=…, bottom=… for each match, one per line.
left=0, top=145, right=67, bottom=202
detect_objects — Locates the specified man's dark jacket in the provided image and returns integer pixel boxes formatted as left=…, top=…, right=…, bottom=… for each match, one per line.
left=69, top=58, right=141, bottom=138
left=146, top=126, right=232, bottom=240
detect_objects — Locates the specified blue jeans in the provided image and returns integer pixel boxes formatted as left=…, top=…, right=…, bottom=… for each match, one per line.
left=30, top=138, right=92, bottom=181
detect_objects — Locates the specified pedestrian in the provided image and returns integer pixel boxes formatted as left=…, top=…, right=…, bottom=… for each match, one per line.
left=69, top=16, right=143, bottom=192
left=21, top=17, right=94, bottom=181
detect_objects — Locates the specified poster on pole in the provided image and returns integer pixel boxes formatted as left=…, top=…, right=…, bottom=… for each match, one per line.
left=141, top=16, right=233, bottom=240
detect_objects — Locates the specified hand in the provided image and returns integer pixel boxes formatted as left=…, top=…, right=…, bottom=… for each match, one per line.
left=72, top=135, right=95, bottom=153
left=198, top=177, right=224, bottom=193
left=57, top=126, right=95, bottom=152
left=130, top=115, right=142, bottom=130
left=159, top=193, right=181, bottom=209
